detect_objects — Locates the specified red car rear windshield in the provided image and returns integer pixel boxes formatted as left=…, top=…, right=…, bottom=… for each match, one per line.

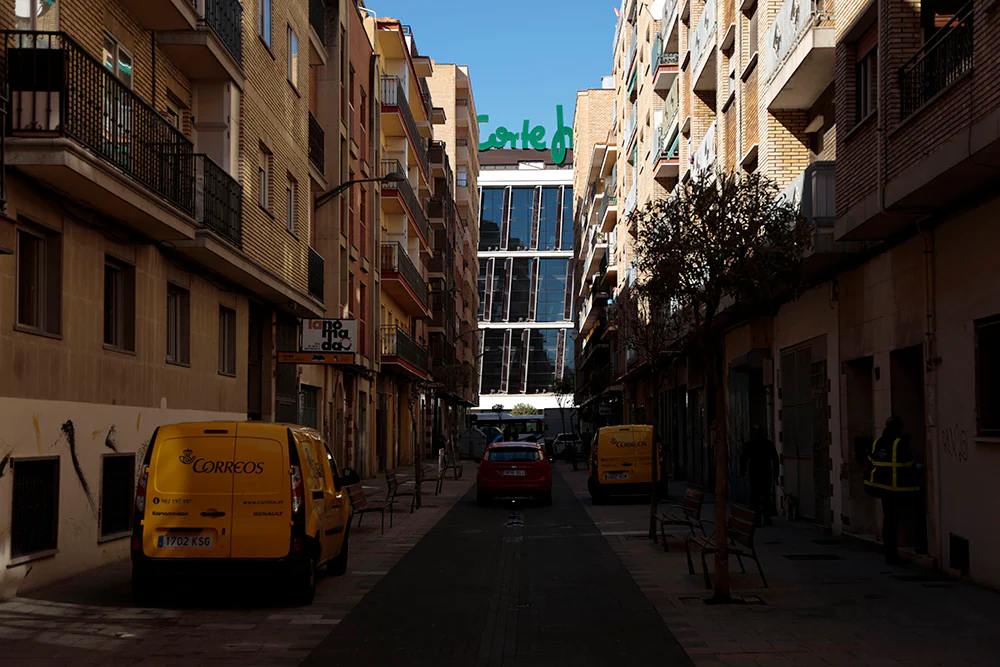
left=487, top=448, right=542, bottom=463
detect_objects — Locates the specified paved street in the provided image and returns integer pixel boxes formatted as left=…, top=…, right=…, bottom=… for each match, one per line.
left=5, top=463, right=1000, bottom=666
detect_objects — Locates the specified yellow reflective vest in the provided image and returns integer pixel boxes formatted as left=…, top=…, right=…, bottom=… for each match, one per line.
left=864, top=437, right=919, bottom=493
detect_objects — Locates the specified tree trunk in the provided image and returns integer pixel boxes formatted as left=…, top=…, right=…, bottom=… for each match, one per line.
left=648, top=379, right=660, bottom=540
left=708, top=343, right=731, bottom=601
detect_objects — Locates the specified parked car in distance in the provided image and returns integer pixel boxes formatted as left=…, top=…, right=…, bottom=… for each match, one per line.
left=551, top=432, right=583, bottom=459
left=477, top=442, right=553, bottom=506
left=131, top=422, right=353, bottom=606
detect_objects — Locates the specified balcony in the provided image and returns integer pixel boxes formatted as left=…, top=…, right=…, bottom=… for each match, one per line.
left=5, top=31, right=198, bottom=241
left=308, top=247, right=324, bottom=301
left=762, top=0, right=835, bottom=110
left=380, top=159, right=430, bottom=248
left=308, top=0, right=327, bottom=66
left=692, top=120, right=717, bottom=180
left=652, top=34, right=680, bottom=91
left=381, top=326, right=430, bottom=380
left=600, top=194, right=619, bottom=234
left=624, top=106, right=637, bottom=150
left=456, top=98, right=471, bottom=128
left=899, top=3, right=973, bottom=121
left=381, top=75, right=430, bottom=179
left=381, top=242, right=430, bottom=317
left=194, top=154, right=242, bottom=247
left=582, top=232, right=608, bottom=285
left=691, top=0, right=717, bottom=91
left=157, top=0, right=244, bottom=84
left=623, top=182, right=638, bottom=220
left=626, top=26, right=638, bottom=75
left=121, top=0, right=198, bottom=30
left=652, top=121, right=681, bottom=179
left=779, top=162, right=861, bottom=274
left=309, top=112, right=324, bottom=176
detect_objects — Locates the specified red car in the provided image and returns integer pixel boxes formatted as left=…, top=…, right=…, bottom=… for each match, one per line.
left=477, top=442, right=553, bottom=506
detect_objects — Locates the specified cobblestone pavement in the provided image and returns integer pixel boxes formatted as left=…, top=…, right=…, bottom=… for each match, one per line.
left=0, top=467, right=474, bottom=667
left=561, top=463, right=1000, bottom=667
left=302, top=465, right=691, bottom=666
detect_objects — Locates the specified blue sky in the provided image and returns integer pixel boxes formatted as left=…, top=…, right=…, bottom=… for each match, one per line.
left=367, top=0, right=618, bottom=145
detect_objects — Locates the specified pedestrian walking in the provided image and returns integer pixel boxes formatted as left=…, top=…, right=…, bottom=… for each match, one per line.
left=865, top=416, right=921, bottom=565
left=740, top=425, right=779, bottom=526
left=566, top=442, right=579, bottom=471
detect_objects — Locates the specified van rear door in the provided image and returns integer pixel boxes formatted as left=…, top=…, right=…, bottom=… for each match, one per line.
left=230, top=423, right=292, bottom=559
left=630, top=426, right=656, bottom=484
left=144, top=425, right=236, bottom=559
left=597, top=426, right=636, bottom=485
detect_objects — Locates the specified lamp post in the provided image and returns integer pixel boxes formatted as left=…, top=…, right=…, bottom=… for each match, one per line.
left=314, top=169, right=405, bottom=211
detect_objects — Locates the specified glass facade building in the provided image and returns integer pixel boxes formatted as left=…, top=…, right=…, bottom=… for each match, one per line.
left=475, top=152, right=575, bottom=411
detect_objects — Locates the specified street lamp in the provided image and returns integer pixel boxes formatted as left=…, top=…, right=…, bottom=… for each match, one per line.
left=314, top=169, right=405, bottom=211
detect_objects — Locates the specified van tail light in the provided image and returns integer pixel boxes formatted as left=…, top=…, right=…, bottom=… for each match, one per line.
left=291, top=465, right=304, bottom=514
left=135, top=466, right=149, bottom=515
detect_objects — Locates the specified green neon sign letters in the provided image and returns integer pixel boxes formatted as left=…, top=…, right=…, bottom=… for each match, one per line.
left=477, top=105, right=573, bottom=165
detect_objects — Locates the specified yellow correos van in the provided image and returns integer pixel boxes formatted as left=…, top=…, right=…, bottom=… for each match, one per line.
left=130, top=422, right=352, bottom=605
left=588, top=425, right=663, bottom=502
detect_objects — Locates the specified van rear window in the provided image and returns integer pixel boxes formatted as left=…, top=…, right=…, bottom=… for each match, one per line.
left=487, top=448, right=542, bottom=462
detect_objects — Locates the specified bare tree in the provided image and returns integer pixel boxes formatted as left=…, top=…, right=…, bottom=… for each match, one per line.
left=551, top=374, right=576, bottom=437
left=629, top=171, right=811, bottom=601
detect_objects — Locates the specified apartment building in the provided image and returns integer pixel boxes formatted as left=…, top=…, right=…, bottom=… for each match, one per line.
left=476, top=149, right=575, bottom=429
left=0, top=0, right=323, bottom=593
left=427, top=63, right=481, bottom=447
left=576, top=0, right=1000, bottom=586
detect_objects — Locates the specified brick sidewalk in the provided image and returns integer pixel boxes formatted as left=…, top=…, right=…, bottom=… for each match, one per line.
left=0, top=465, right=475, bottom=667
left=560, top=462, right=1000, bottom=667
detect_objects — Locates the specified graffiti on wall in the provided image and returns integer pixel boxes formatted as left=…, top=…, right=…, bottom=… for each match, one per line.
left=941, top=424, right=970, bottom=462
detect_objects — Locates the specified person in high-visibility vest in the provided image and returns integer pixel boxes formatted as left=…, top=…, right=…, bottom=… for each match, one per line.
left=865, top=416, right=921, bottom=565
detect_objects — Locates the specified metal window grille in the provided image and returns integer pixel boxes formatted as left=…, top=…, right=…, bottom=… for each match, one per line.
left=11, top=457, right=59, bottom=558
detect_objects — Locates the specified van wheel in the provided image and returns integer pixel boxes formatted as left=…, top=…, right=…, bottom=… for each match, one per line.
left=327, top=528, right=350, bottom=577
left=132, top=566, right=156, bottom=607
left=292, top=555, right=317, bottom=606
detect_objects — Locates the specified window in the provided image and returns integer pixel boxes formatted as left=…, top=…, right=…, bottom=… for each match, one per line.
left=258, top=144, right=271, bottom=211
left=508, top=187, right=534, bottom=251
left=526, top=329, right=561, bottom=392
left=480, top=330, right=505, bottom=394
left=99, top=454, right=135, bottom=539
left=17, top=227, right=61, bottom=335
left=486, top=447, right=542, bottom=462
left=508, top=258, right=534, bottom=322
left=457, top=167, right=468, bottom=187
left=258, top=0, right=271, bottom=46
left=359, top=283, right=367, bottom=356
left=359, top=186, right=367, bottom=257
left=102, top=32, right=133, bottom=88
left=15, top=0, right=59, bottom=31
left=490, top=259, right=507, bottom=322
left=536, top=259, right=569, bottom=322
left=976, top=316, right=1000, bottom=436
left=286, top=174, right=298, bottom=233
left=10, top=457, right=59, bottom=559
left=560, top=186, right=574, bottom=250
left=479, top=187, right=504, bottom=250
left=748, top=10, right=758, bottom=56
left=166, top=283, right=190, bottom=365
left=104, top=257, right=136, bottom=352
left=287, top=25, right=299, bottom=88
left=537, top=187, right=560, bottom=250
left=219, top=306, right=237, bottom=376
left=477, top=258, right=488, bottom=320
left=856, top=46, right=877, bottom=122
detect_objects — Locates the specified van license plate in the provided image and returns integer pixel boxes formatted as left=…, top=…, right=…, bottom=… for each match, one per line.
left=158, top=535, right=214, bottom=548
left=604, top=473, right=628, bottom=481
left=502, top=470, right=526, bottom=476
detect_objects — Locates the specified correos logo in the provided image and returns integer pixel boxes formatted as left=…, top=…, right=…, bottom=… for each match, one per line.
left=179, top=448, right=265, bottom=474
left=611, top=437, right=640, bottom=448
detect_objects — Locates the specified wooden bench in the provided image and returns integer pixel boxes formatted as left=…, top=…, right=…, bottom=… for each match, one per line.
left=685, top=505, right=768, bottom=589
left=347, top=484, right=392, bottom=535
left=385, top=470, right=417, bottom=514
left=419, top=464, right=445, bottom=496
left=652, top=487, right=706, bottom=552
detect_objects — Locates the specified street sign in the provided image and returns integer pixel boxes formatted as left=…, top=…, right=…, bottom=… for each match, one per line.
left=277, top=352, right=354, bottom=365
left=302, top=318, right=357, bottom=353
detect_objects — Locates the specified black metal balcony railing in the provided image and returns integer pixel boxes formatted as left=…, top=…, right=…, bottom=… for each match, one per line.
left=309, top=0, right=326, bottom=44
left=899, top=2, right=973, bottom=120
left=205, top=0, right=243, bottom=66
left=195, top=154, right=242, bottom=247
left=381, top=325, right=429, bottom=372
left=308, top=247, right=324, bottom=301
left=308, top=111, right=324, bottom=174
left=381, top=159, right=429, bottom=243
left=381, top=241, right=429, bottom=307
left=380, top=75, right=430, bottom=177
left=4, top=31, right=195, bottom=214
